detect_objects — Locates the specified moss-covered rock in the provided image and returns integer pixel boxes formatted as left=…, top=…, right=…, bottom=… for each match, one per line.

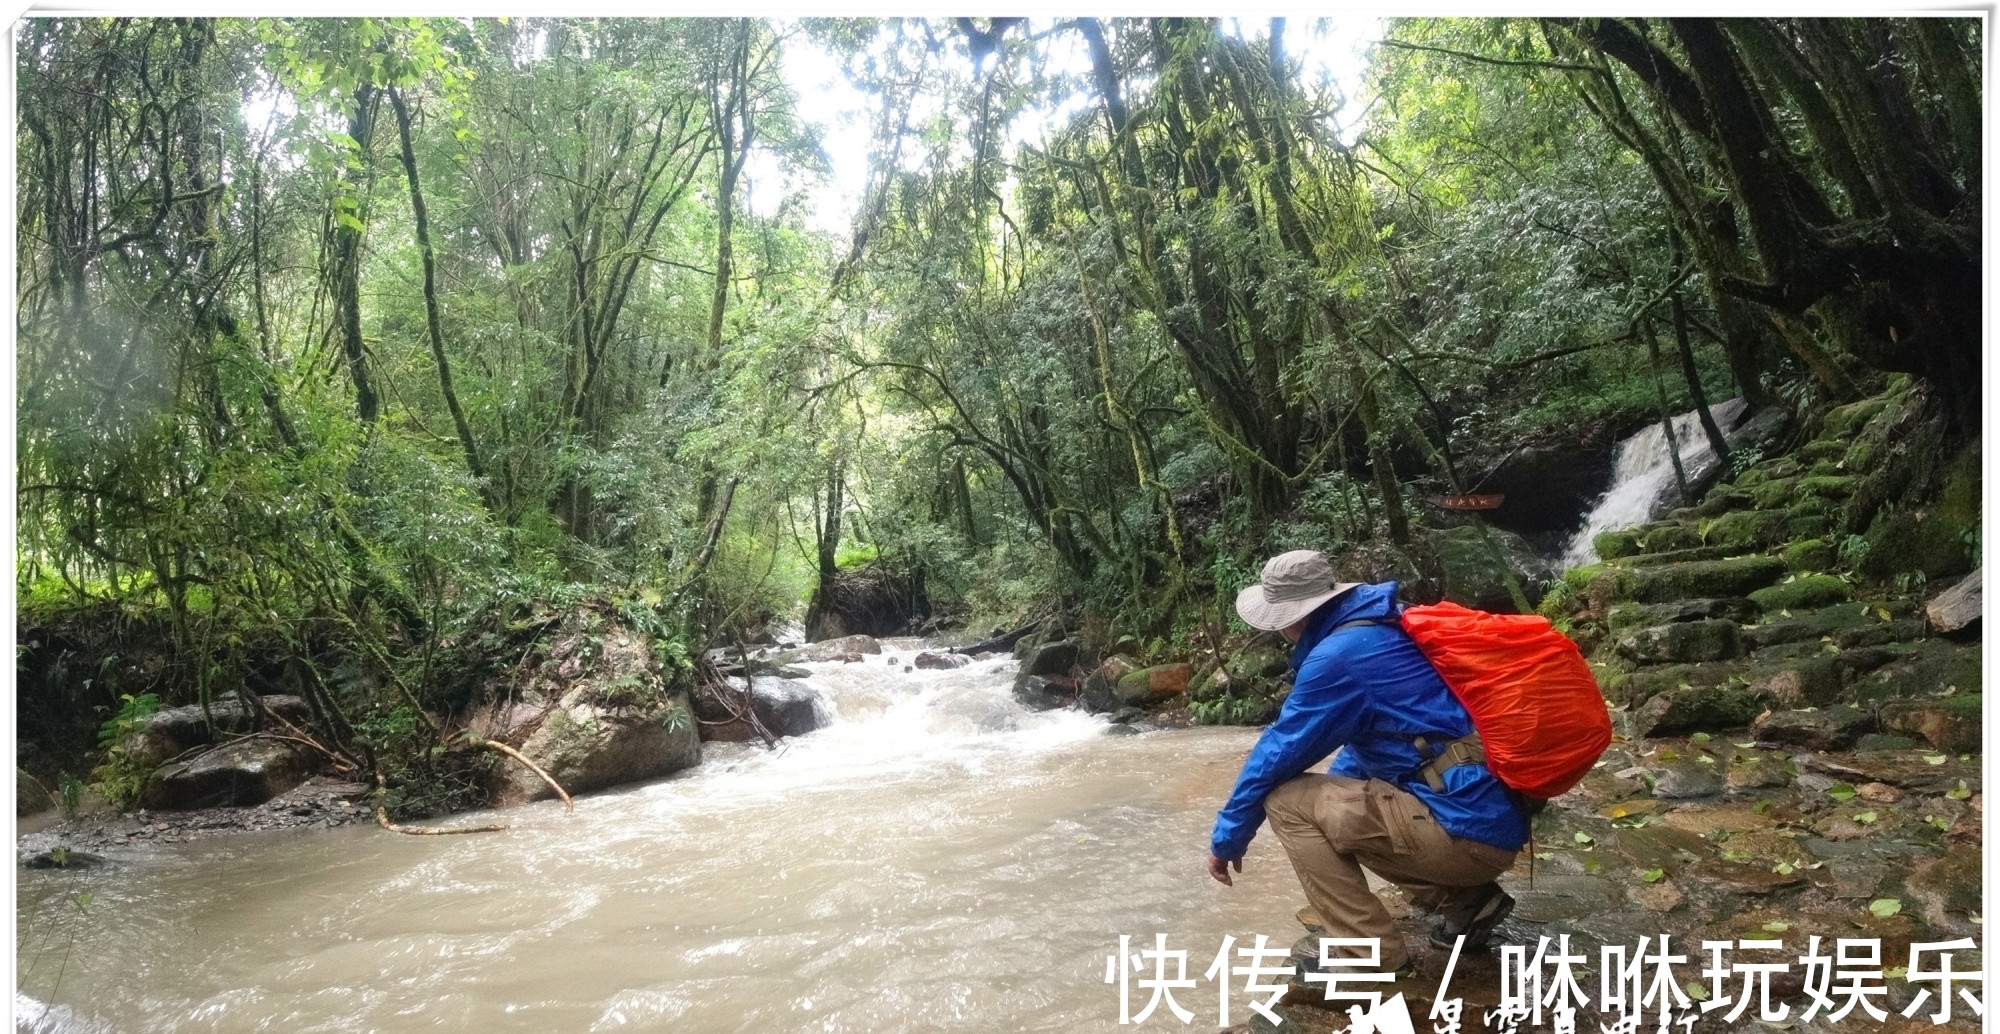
left=1743, top=655, right=1845, bottom=708
left=1702, top=509, right=1788, bottom=550
left=1786, top=513, right=1830, bottom=539
left=1798, top=439, right=1848, bottom=463
left=1620, top=555, right=1787, bottom=603
left=1639, top=523, right=1704, bottom=554
left=1615, top=619, right=1744, bottom=665
left=1606, top=597, right=1759, bottom=632
left=1620, top=660, right=1743, bottom=705
left=1748, top=574, right=1852, bottom=611
left=1429, top=524, right=1546, bottom=612
left=1852, top=639, right=1980, bottom=704
left=1593, top=528, right=1645, bottom=561
left=1750, top=478, right=1799, bottom=510
left=1628, top=684, right=1771, bottom=737
left=1622, top=543, right=1762, bottom=567
left=1879, top=694, right=1982, bottom=753
left=1821, top=395, right=1891, bottom=439
left=1751, top=705, right=1873, bottom=750
left=1782, top=539, right=1837, bottom=573
left=1742, top=602, right=1877, bottom=649
left=1795, top=475, right=1856, bottom=500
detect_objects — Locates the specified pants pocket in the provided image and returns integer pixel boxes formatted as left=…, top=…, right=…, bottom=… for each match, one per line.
left=1365, top=779, right=1423, bottom=857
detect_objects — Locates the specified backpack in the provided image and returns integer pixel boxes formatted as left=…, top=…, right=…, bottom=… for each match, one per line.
left=1396, top=601, right=1611, bottom=801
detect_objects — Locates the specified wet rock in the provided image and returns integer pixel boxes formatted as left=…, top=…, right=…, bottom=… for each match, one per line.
left=1817, top=856, right=1889, bottom=899
left=1627, top=684, right=1768, bottom=738
left=1509, top=872, right=1624, bottom=922
left=17, top=769, right=53, bottom=818
left=1627, top=878, right=1682, bottom=913
left=1100, top=723, right=1142, bottom=737
left=913, top=651, right=968, bottom=670
left=1648, top=757, right=1725, bottom=799
left=1925, top=568, right=1981, bottom=637
left=1745, top=655, right=1844, bottom=708
left=1855, top=733, right=1921, bottom=751
left=1105, top=707, right=1146, bottom=725
left=1853, top=639, right=1979, bottom=704
left=1751, top=705, right=1873, bottom=750
left=742, top=678, right=827, bottom=738
left=1878, top=694, right=1982, bottom=752
left=1116, top=664, right=1192, bottom=707
left=1614, top=619, right=1743, bottom=664
left=21, top=849, right=106, bottom=870
left=1020, top=639, right=1079, bottom=678
left=1905, top=846, right=1982, bottom=920
left=1835, top=618, right=1929, bottom=649
left=797, top=635, right=881, bottom=661
left=144, top=738, right=314, bottom=810
left=1658, top=804, right=1774, bottom=836
left=1012, top=674, right=1074, bottom=712
left=1080, top=656, right=1139, bottom=713
left=1855, top=781, right=1905, bottom=804
left=1838, top=645, right=1897, bottom=673
left=1795, top=751, right=1979, bottom=794
left=1740, top=601, right=1881, bottom=649
left=1748, top=574, right=1852, bottom=611
left=1726, top=753, right=1793, bottom=790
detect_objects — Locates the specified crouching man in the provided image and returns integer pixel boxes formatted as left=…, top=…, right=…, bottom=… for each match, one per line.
left=1206, top=550, right=1527, bottom=973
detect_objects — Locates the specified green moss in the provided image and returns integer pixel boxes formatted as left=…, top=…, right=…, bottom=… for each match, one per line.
left=1795, top=475, right=1856, bottom=500
left=1748, top=574, right=1852, bottom=611
left=1787, top=514, right=1830, bottom=540
left=1733, top=468, right=1770, bottom=489
left=1622, top=555, right=1786, bottom=603
left=1798, top=440, right=1848, bottom=463
left=1821, top=396, right=1889, bottom=439
left=1842, top=438, right=1883, bottom=473
left=1593, top=529, right=1644, bottom=561
left=1563, top=563, right=1606, bottom=593
left=1702, top=509, right=1787, bottom=550
left=1751, top=477, right=1800, bottom=510
left=1782, top=539, right=1837, bottom=573
left=1639, top=523, right=1704, bottom=554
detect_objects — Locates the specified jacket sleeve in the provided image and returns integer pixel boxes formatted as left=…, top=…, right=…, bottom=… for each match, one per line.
left=1208, top=646, right=1368, bottom=861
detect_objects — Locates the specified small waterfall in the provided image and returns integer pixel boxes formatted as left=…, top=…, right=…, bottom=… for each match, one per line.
left=1562, top=398, right=1750, bottom=567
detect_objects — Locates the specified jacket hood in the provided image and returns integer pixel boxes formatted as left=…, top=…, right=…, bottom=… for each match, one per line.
left=1290, top=581, right=1401, bottom=669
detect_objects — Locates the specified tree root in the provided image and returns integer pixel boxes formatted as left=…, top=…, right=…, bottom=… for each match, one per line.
left=374, top=806, right=507, bottom=835
left=372, top=771, right=507, bottom=836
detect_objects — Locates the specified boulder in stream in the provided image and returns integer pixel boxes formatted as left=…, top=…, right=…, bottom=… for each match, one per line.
left=144, top=738, right=315, bottom=809
left=913, top=651, right=968, bottom=670
left=694, top=677, right=830, bottom=743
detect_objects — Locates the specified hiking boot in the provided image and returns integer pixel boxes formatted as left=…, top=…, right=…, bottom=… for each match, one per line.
left=1428, top=882, right=1514, bottom=951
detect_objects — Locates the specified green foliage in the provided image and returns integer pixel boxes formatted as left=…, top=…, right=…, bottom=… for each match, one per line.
left=89, top=693, right=162, bottom=811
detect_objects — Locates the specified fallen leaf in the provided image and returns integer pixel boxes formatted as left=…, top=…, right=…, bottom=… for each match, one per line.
left=1868, top=898, right=1902, bottom=919
left=1947, top=780, right=1971, bottom=801
left=1773, top=861, right=1795, bottom=875
left=1853, top=811, right=1878, bottom=825
left=1690, top=732, right=1711, bottom=743
left=1762, top=921, right=1789, bottom=932
left=1641, top=868, right=1665, bottom=883
left=1574, top=831, right=1595, bottom=846
left=1924, top=754, right=1948, bottom=766
left=1827, top=783, right=1857, bottom=802
left=1685, top=980, right=1710, bottom=1002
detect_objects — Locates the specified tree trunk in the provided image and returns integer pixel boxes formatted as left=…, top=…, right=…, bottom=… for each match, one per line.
left=389, top=86, right=491, bottom=508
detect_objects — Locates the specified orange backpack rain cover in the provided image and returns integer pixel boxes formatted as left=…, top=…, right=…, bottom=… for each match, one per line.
left=1399, top=601, right=1611, bottom=799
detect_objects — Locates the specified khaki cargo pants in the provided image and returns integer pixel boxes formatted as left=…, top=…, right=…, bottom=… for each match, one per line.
left=1264, top=773, right=1517, bottom=970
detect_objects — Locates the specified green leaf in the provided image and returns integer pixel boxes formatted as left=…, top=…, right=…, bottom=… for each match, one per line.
left=1761, top=921, right=1789, bottom=932
left=1689, top=732, right=1711, bottom=743
left=1946, top=779, right=1971, bottom=801
left=335, top=211, right=366, bottom=232
left=1826, top=782, right=1857, bottom=802
left=1924, top=754, right=1948, bottom=765
left=1868, top=898, right=1902, bottom=919
left=1853, top=810, right=1877, bottom=825
left=1685, top=979, right=1710, bottom=1002
left=1641, top=868, right=1664, bottom=883
left=1772, top=861, right=1795, bottom=875
left=1573, top=831, right=1595, bottom=846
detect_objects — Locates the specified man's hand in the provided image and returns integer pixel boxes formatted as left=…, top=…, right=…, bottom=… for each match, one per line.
left=1206, top=852, right=1242, bottom=886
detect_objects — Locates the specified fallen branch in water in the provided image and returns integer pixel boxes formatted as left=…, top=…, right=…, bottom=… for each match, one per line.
left=372, top=771, right=508, bottom=836
left=464, top=735, right=573, bottom=812
left=950, top=620, right=1038, bottom=656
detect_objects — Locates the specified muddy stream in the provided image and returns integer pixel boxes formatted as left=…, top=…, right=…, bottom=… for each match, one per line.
left=17, top=648, right=1307, bottom=1033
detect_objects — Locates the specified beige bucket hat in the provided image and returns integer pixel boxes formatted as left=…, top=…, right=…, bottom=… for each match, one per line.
left=1234, top=550, right=1362, bottom=631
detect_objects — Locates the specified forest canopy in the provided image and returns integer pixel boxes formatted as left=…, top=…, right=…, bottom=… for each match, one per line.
left=15, top=17, right=1982, bottom=803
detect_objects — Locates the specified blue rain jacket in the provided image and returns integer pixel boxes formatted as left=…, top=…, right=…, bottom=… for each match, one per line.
left=1209, top=582, right=1529, bottom=861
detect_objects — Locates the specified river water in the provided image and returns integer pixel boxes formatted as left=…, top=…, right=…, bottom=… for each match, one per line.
left=16, top=648, right=1308, bottom=1033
